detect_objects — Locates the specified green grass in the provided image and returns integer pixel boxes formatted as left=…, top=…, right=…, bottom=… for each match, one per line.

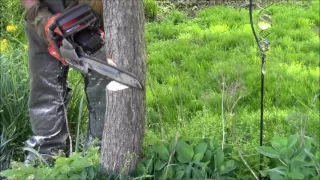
left=143, top=2, right=319, bottom=178
left=0, top=0, right=319, bottom=179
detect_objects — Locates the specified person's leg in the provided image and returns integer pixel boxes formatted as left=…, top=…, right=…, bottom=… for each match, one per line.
left=79, top=1, right=110, bottom=141
left=24, top=0, right=72, bottom=164
left=83, top=72, right=111, bottom=140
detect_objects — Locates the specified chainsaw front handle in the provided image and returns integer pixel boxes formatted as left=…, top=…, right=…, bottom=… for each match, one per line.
left=48, top=22, right=57, bottom=40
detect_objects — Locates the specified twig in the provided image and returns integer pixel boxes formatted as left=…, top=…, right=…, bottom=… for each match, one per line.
left=59, top=89, right=73, bottom=156
left=75, top=95, right=84, bottom=153
left=221, top=77, right=225, bottom=150
left=302, top=94, right=319, bottom=138
left=278, top=158, right=287, bottom=167
left=163, top=133, right=179, bottom=179
left=238, top=150, right=259, bottom=180
left=139, top=155, right=154, bottom=180
left=178, top=82, right=185, bottom=124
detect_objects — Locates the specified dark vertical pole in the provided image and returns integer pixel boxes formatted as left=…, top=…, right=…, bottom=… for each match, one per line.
left=260, top=55, right=266, bottom=180
left=249, top=0, right=264, bottom=179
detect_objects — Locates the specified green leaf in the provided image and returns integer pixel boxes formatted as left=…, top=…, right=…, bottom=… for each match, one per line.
left=279, top=147, right=294, bottom=160
left=220, top=164, right=226, bottom=172
left=57, top=174, right=68, bottom=180
left=70, top=157, right=92, bottom=172
left=155, top=160, right=167, bottom=170
left=154, top=144, right=170, bottom=161
left=165, top=165, right=174, bottom=178
left=193, top=161, right=206, bottom=168
left=290, top=159, right=305, bottom=172
left=69, top=174, right=82, bottom=180
left=223, top=146, right=233, bottom=155
left=145, top=146, right=154, bottom=157
left=168, top=137, right=178, bottom=154
left=50, top=165, right=70, bottom=177
left=80, top=169, right=87, bottom=180
left=192, top=167, right=205, bottom=179
left=295, top=149, right=307, bottom=161
left=305, top=136, right=319, bottom=147
left=146, top=158, right=154, bottom=173
left=305, top=137, right=312, bottom=151
left=288, top=171, right=305, bottom=179
left=176, top=141, right=194, bottom=163
left=311, top=175, right=320, bottom=180
left=0, top=169, right=18, bottom=178
left=55, top=157, right=68, bottom=166
left=193, top=153, right=204, bottom=162
left=304, top=148, right=315, bottom=159
left=260, top=170, right=268, bottom=177
left=137, top=162, right=146, bottom=173
left=185, top=163, right=193, bottom=178
left=175, top=164, right=188, bottom=172
left=266, top=166, right=286, bottom=176
left=287, top=133, right=299, bottom=148
left=207, top=140, right=215, bottom=151
left=203, top=150, right=213, bottom=162
left=301, top=167, right=317, bottom=177
left=87, top=166, right=95, bottom=180
left=316, top=151, right=320, bottom=160
left=69, top=152, right=83, bottom=161
left=268, top=171, right=284, bottom=180
left=214, top=149, right=224, bottom=168
left=194, top=142, right=208, bottom=155
left=272, top=135, right=288, bottom=148
left=0, top=167, right=38, bottom=178
left=220, top=160, right=237, bottom=175
left=256, top=146, right=279, bottom=158
left=175, top=171, right=184, bottom=180
left=272, top=138, right=282, bottom=151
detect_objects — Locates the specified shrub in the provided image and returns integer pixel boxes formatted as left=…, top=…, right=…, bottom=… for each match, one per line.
left=0, top=148, right=100, bottom=180
left=132, top=138, right=238, bottom=179
left=1, top=139, right=238, bottom=180
left=257, top=134, right=320, bottom=180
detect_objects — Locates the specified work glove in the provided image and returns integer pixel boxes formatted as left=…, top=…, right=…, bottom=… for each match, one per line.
left=78, top=0, right=103, bottom=17
left=25, top=3, right=53, bottom=45
left=25, top=2, right=79, bottom=45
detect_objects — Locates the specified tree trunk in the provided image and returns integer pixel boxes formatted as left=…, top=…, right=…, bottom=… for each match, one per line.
left=100, top=0, right=146, bottom=176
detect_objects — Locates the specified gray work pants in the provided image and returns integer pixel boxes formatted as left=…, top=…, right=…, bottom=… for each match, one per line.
left=25, top=0, right=108, bottom=156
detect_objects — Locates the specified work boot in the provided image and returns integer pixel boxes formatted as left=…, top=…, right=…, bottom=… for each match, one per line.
left=24, top=152, right=55, bottom=167
left=23, top=131, right=69, bottom=167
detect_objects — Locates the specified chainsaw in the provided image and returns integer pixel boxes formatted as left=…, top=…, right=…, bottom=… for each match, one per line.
left=45, top=4, right=143, bottom=90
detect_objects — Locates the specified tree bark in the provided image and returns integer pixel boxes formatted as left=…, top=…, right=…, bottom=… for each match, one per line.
left=100, top=0, right=146, bottom=176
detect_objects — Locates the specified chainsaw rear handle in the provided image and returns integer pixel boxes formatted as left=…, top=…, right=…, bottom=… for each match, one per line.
left=48, top=22, right=58, bottom=40
left=45, top=15, right=69, bottom=66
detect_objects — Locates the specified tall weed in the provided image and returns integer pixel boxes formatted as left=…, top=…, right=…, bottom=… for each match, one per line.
left=0, top=44, right=30, bottom=171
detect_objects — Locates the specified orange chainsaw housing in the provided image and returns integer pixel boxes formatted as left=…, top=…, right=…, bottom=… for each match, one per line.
left=45, top=13, right=105, bottom=66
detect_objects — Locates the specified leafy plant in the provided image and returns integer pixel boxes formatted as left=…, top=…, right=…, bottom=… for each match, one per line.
left=132, top=138, right=238, bottom=179
left=257, top=133, right=320, bottom=180
left=0, top=147, right=100, bottom=180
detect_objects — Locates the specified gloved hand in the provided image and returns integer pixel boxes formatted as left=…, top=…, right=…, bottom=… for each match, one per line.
left=25, top=3, right=53, bottom=45
left=78, top=0, right=103, bottom=17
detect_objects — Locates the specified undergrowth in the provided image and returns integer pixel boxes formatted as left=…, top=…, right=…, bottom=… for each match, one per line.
left=0, top=0, right=319, bottom=179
